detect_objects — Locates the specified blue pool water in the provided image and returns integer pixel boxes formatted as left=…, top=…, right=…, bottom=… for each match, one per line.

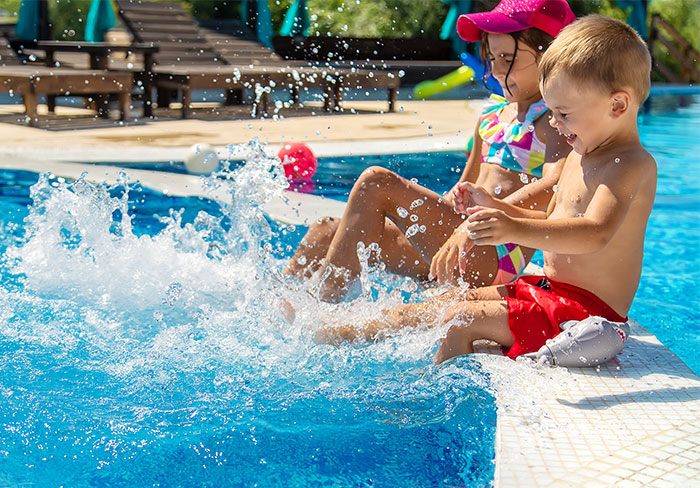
left=0, top=145, right=496, bottom=486
left=0, top=93, right=698, bottom=486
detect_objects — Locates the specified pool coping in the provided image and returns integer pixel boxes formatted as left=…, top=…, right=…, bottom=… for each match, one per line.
left=2, top=156, right=699, bottom=486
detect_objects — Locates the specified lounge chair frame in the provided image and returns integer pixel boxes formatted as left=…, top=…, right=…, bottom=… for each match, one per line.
left=0, top=37, right=132, bottom=126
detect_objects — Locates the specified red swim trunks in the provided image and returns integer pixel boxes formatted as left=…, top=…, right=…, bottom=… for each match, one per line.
left=503, top=276, right=627, bottom=359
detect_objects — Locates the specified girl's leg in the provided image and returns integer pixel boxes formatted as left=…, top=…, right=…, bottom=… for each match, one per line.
left=284, top=217, right=340, bottom=280
left=283, top=216, right=433, bottom=281
left=317, top=167, right=466, bottom=301
left=284, top=166, right=538, bottom=298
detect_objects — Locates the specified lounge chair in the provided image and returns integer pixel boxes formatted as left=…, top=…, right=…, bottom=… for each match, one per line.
left=0, top=36, right=132, bottom=126
left=200, top=20, right=400, bottom=112
left=114, top=0, right=399, bottom=117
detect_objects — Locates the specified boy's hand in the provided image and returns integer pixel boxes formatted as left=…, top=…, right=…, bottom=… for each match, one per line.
left=429, top=222, right=476, bottom=284
left=453, top=182, right=496, bottom=214
left=466, top=206, right=516, bottom=245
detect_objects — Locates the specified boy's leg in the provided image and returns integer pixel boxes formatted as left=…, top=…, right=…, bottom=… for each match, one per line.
left=434, top=300, right=513, bottom=364
left=315, top=284, right=512, bottom=348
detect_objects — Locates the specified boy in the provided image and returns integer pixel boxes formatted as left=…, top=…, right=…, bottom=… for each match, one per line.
left=315, top=15, right=657, bottom=364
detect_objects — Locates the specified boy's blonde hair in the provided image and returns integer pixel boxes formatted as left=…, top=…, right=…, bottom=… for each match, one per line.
left=538, top=15, right=651, bottom=104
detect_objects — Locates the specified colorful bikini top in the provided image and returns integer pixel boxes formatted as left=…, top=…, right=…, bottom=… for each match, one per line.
left=478, top=94, right=548, bottom=178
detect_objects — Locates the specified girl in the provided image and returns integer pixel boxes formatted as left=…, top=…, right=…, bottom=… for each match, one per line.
left=284, top=0, right=575, bottom=302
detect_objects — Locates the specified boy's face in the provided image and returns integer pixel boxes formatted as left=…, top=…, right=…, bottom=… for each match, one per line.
left=541, top=74, right=617, bottom=155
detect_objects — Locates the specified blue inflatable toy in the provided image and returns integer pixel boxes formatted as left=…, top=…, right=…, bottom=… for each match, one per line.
left=460, top=52, right=503, bottom=96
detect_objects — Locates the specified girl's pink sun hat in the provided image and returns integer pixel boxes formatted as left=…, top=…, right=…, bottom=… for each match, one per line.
left=457, top=0, right=576, bottom=41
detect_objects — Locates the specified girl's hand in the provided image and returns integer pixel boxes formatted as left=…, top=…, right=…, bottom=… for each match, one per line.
left=453, top=182, right=496, bottom=214
left=429, top=222, right=476, bottom=284
left=466, top=206, right=516, bottom=245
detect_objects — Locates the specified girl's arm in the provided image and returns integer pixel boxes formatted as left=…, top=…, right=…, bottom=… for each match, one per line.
left=444, top=124, right=483, bottom=206
left=503, top=117, right=570, bottom=211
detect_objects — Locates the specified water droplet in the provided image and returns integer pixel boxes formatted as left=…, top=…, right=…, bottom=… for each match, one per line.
left=409, top=178, right=418, bottom=184
left=419, top=225, right=426, bottom=233
left=614, top=157, right=621, bottom=164
left=494, top=184, right=502, bottom=195
left=410, top=214, right=418, bottom=222
left=397, top=206, right=408, bottom=218
left=163, top=282, right=183, bottom=306
left=409, top=198, right=424, bottom=209
left=527, top=124, right=535, bottom=132
left=405, top=224, right=419, bottom=238
left=296, top=255, right=307, bottom=265
left=553, top=184, right=559, bottom=192
left=520, top=173, right=529, bottom=184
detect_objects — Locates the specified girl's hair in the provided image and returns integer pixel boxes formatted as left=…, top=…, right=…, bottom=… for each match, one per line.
left=479, top=28, right=555, bottom=96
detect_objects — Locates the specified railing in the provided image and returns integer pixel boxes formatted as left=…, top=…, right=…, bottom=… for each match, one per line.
left=648, top=13, right=699, bottom=83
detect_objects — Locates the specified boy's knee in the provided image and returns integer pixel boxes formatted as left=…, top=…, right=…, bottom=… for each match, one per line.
left=440, top=303, right=474, bottom=328
left=437, top=323, right=474, bottom=363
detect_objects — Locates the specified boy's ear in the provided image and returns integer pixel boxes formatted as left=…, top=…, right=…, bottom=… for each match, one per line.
left=609, top=91, right=631, bottom=118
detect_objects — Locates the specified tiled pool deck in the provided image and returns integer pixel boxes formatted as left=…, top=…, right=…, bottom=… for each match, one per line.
left=2, top=98, right=699, bottom=486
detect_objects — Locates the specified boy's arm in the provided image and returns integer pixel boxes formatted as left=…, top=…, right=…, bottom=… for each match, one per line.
left=456, top=182, right=550, bottom=219
left=454, top=127, right=569, bottom=216
left=467, top=154, right=656, bottom=254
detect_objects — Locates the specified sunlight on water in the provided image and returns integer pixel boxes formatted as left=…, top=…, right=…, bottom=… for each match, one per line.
left=0, top=141, right=497, bottom=486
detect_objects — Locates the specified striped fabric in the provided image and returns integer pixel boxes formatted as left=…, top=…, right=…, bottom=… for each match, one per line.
left=478, top=94, right=548, bottom=178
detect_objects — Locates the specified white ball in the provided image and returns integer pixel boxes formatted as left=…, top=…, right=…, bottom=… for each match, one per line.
left=184, top=143, right=218, bottom=174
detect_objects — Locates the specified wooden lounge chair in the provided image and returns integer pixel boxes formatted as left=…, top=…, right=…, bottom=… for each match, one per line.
left=0, top=36, right=132, bottom=126
left=200, top=20, right=400, bottom=112
left=115, top=0, right=398, bottom=117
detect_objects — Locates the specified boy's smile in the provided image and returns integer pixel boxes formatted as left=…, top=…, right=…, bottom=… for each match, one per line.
left=541, top=74, right=620, bottom=155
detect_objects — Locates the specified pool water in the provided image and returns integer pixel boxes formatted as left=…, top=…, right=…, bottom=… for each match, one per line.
left=0, top=145, right=496, bottom=486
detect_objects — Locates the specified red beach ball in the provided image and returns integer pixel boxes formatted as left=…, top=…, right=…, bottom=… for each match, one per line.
left=278, top=143, right=317, bottom=180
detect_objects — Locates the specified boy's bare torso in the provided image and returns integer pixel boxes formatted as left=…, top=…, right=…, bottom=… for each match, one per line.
left=543, top=145, right=657, bottom=316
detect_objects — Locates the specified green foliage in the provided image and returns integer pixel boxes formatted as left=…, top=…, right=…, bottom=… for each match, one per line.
left=649, top=0, right=700, bottom=50
left=50, top=0, right=92, bottom=39
left=0, top=0, right=23, bottom=19
left=567, top=0, right=627, bottom=19
left=303, top=0, right=448, bottom=38
left=188, top=0, right=237, bottom=20
left=648, top=0, right=700, bottom=81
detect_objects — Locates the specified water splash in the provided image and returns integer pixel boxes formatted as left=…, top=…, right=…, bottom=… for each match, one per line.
left=0, top=142, right=498, bottom=486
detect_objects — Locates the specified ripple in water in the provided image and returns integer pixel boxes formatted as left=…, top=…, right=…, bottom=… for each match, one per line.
left=0, top=140, right=497, bottom=486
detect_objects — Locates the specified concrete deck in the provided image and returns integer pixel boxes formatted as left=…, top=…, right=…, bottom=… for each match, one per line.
left=2, top=98, right=699, bottom=487
left=0, top=99, right=482, bottom=161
